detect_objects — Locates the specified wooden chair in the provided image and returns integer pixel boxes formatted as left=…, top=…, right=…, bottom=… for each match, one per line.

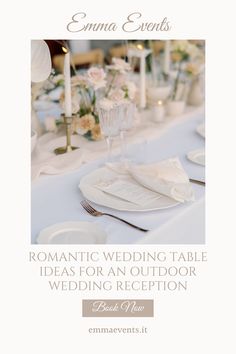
left=189, top=40, right=205, bottom=47
left=108, top=45, right=128, bottom=60
left=53, top=48, right=104, bottom=72
left=149, top=41, right=165, bottom=56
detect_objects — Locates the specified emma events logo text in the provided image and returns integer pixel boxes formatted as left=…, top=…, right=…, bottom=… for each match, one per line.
left=67, top=12, right=171, bottom=33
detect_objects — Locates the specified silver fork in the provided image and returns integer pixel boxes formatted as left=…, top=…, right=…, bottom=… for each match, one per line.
left=80, top=200, right=149, bottom=232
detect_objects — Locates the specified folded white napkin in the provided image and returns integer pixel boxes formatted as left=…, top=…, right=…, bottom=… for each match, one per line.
left=106, top=158, right=194, bottom=203
left=31, top=133, right=87, bottom=180
left=128, top=157, right=194, bottom=203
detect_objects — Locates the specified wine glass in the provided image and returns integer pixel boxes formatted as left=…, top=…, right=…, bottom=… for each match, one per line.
left=119, top=101, right=136, bottom=162
left=98, top=104, right=121, bottom=162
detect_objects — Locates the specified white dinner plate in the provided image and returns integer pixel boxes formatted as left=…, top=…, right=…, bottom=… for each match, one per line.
left=37, top=221, right=107, bottom=244
left=79, top=167, right=179, bottom=212
left=196, top=123, right=205, bottom=138
left=187, top=148, right=205, bottom=166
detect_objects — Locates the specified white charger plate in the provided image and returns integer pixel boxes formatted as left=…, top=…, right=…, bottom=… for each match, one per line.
left=196, top=123, right=205, bottom=138
left=187, top=148, right=205, bottom=166
left=37, top=221, right=107, bottom=244
left=79, top=167, right=179, bottom=212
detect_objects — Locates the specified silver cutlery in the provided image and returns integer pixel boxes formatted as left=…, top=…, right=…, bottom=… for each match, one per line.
left=189, top=178, right=205, bottom=186
left=80, top=200, right=149, bottom=232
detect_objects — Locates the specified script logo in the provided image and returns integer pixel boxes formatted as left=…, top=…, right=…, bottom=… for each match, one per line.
left=66, top=12, right=171, bottom=33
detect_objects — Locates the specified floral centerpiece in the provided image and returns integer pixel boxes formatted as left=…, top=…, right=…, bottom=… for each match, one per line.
left=166, top=40, right=204, bottom=116
left=32, top=58, right=136, bottom=140
left=170, top=40, right=203, bottom=101
left=59, top=58, right=136, bottom=140
left=60, top=67, right=106, bottom=141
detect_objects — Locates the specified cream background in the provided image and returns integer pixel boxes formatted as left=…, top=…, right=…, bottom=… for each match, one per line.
left=1, top=0, right=236, bottom=353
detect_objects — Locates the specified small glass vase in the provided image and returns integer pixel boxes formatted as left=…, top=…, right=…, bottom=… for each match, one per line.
left=188, top=76, right=204, bottom=106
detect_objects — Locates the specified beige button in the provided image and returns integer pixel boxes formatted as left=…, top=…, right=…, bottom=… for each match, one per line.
left=82, top=299, right=154, bottom=317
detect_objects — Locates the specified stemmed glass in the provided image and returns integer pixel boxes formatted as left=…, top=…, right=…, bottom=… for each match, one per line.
left=98, top=104, right=121, bottom=162
left=119, top=101, right=136, bottom=162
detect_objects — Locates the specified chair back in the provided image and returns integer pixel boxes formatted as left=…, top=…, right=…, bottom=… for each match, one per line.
left=53, top=48, right=104, bottom=72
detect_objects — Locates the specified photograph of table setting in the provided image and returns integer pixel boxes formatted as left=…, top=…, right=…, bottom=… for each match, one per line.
left=31, top=39, right=205, bottom=245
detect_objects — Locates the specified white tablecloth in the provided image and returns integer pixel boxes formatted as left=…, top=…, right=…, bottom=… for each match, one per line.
left=31, top=107, right=205, bottom=244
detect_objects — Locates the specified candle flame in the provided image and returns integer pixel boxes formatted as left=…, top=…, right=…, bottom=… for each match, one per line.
left=62, top=46, right=68, bottom=54
left=157, top=100, right=163, bottom=105
left=136, top=44, right=144, bottom=50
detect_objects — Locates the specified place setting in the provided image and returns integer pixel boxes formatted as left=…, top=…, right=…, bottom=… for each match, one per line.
left=31, top=39, right=205, bottom=244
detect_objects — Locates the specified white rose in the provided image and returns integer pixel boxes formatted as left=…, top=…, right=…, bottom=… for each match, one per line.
left=87, top=67, right=106, bottom=90
left=107, top=58, right=131, bottom=74
left=60, top=89, right=80, bottom=114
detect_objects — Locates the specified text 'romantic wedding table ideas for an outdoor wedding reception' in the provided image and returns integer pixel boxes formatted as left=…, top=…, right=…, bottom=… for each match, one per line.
left=31, top=39, right=205, bottom=245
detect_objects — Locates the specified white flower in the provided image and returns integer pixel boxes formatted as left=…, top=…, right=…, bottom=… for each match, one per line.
left=123, top=81, right=137, bottom=100
left=87, top=67, right=106, bottom=90
left=187, top=43, right=202, bottom=60
left=185, top=62, right=204, bottom=76
left=44, top=116, right=57, bottom=132
left=97, top=98, right=115, bottom=111
left=108, top=89, right=126, bottom=103
left=51, top=74, right=64, bottom=85
left=60, top=89, right=80, bottom=114
left=71, top=74, right=88, bottom=87
left=172, top=40, right=189, bottom=53
left=172, top=40, right=202, bottom=61
left=107, top=58, right=131, bottom=74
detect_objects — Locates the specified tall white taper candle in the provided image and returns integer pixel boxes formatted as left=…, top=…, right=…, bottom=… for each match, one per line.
left=64, top=50, right=72, bottom=117
left=140, top=52, right=146, bottom=109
